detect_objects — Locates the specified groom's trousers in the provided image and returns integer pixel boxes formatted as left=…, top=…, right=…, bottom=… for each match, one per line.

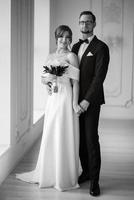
left=79, top=104, right=101, bottom=182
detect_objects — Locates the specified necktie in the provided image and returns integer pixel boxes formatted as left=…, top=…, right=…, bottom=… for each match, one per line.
left=79, top=39, right=89, bottom=44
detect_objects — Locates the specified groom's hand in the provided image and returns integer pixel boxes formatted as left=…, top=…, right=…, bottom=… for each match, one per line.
left=79, top=100, right=90, bottom=112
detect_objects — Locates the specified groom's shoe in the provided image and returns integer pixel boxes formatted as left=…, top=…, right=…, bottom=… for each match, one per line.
left=89, top=180, right=100, bottom=196
left=78, top=173, right=90, bottom=184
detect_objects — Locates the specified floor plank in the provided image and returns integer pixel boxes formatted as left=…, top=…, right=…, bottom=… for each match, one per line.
left=0, top=130, right=134, bottom=200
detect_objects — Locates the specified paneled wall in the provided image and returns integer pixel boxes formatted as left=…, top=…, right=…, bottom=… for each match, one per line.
left=92, top=0, right=134, bottom=119
left=50, top=0, right=134, bottom=119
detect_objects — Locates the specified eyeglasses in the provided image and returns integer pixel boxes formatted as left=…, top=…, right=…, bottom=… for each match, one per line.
left=79, top=21, right=94, bottom=25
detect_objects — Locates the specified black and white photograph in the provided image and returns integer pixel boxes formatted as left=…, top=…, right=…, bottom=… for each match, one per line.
left=0, top=0, right=134, bottom=199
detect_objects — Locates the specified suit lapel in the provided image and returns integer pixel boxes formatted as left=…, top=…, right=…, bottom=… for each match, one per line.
left=73, top=43, right=81, bottom=55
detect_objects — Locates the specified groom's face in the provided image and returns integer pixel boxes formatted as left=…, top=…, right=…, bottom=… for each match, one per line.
left=79, top=14, right=96, bottom=35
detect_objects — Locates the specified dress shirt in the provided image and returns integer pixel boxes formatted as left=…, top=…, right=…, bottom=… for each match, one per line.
left=78, top=35, right=94, bottom=63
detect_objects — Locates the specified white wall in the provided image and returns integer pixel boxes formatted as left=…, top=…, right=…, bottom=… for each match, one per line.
left=0, top=0, right=10, bottom=145
left=50, top=0, right=92, bottom=52
left=33, top=0, right=50, bottom=122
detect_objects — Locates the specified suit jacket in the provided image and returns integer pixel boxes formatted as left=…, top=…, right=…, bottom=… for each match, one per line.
left=72, top=36, right=110, bottom=105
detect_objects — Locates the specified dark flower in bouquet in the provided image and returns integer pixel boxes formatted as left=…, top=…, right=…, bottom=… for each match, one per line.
left=43, top=65, right=68, bottom=76
left=43, top=65, right=68, bottom=93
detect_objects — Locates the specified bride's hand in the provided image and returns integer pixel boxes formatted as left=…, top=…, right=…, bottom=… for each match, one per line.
left=46, top=83, right=52, bottom=95
left=41, top=73, right=54, bottom=84
left=73, top=104, right=81, bottom=115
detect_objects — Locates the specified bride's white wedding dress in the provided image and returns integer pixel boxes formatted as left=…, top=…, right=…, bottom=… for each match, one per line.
left=16, top=53, right=81, bottom=191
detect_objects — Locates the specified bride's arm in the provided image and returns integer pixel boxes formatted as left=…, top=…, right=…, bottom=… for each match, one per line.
left=68, top=53, right=80, bottom=114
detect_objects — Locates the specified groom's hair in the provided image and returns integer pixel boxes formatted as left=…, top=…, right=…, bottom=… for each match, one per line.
left=79, top=11, right=96, bottom=23
left=55, top=25, right=72, bottom=43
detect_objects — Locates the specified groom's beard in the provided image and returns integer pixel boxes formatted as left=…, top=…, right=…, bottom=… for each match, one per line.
left=81, top=30, right=90, bottom=34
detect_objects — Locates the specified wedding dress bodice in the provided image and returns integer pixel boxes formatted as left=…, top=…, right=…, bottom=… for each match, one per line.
left=44, top=53, right=80, bottom=81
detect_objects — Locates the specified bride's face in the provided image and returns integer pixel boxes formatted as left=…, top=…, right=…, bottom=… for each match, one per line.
left=57, top=31, right=71, bottom=49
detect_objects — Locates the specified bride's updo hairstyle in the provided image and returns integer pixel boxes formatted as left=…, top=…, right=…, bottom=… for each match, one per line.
left=55, top=25, right=72, bottom=44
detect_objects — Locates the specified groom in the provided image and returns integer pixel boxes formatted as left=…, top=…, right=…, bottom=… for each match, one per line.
left=72, top=11, right=110, bottom=196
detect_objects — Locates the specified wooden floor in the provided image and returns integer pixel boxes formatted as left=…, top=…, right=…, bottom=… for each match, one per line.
left=0, top=128, right=134, bottom=200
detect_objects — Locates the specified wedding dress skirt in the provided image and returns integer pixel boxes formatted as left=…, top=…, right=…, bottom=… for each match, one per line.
left=16, top=54, right=81, bottom=191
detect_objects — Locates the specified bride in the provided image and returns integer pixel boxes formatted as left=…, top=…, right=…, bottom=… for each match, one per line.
left=16, top=25, right=82, bottom=191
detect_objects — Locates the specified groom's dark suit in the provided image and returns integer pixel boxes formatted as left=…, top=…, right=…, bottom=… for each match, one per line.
left=72, top=36, right=109, bottom=181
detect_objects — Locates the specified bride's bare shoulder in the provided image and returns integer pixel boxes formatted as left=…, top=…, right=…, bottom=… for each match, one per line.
left=67, top=52, right=78, bottom=61
left=67, top=51, right=77, bottom=58
left=67, top=52, right=79, bottom=67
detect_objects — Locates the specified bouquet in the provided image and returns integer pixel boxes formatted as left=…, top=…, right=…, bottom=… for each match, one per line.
left=43, top=65, right=68, bottom=93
